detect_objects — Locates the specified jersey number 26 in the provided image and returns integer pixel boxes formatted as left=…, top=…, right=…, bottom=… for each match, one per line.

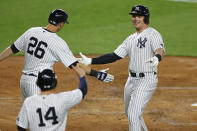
left=27, top=36, right=48, bottom=59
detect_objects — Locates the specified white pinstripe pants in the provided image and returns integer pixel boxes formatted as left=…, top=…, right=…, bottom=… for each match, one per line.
left=124, top=73, right=158, bottom=131
left=20, top=74, right=41, bottom=101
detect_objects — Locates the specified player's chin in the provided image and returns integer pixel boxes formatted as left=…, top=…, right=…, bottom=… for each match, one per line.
left=132, top=23, right=139, bottom=28
left=133, top=25, right=140, bottom=30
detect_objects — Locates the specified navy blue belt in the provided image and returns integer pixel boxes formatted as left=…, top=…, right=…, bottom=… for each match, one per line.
left=23, top=73, right=37, bottom=77
left=130, top=71, right=156, bottom=77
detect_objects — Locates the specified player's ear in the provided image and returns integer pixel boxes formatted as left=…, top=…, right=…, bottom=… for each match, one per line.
left=59, top=22, right=65, bottom=28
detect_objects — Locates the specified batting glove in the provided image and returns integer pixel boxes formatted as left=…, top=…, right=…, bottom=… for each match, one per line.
left=77, top=52, right=92, bottom=66
left=97, top=68, right=114, bottom=82
left=145, top=56, right=159, bottom=67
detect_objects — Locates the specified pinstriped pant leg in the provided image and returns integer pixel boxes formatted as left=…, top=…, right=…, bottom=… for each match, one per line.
left=127, top=74, right=158, bottom=131
left=20, top=75, right=41, bottom=101
left=128, top=90, right=144, bottom=131
left=124, top=76, right=133, bottom=116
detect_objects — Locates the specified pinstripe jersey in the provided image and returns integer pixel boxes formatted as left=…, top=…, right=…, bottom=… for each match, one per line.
left=114, top=27, right=165, bottom=73
left=14, top=27, right=77, bottom=75
left=16, top=89, right=82, bottom=131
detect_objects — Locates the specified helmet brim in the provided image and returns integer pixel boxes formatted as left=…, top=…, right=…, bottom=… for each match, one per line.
left=129, top=12, right=149, bottom=16
left=65, top=20, right=69, bottom=24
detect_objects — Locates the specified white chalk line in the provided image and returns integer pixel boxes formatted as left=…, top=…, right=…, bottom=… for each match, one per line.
left=160, top=117, right=197, bottom=126
left=159, top=87, right=197, bottom=90
left=0, top=97, right=21, bottom=100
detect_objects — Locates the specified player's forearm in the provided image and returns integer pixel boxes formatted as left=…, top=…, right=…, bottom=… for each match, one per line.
left=73, top=62, right=101, bottom=78
left=0, top=46, right=13, bottom=62
left=78, top=63, right=91, bottom=74
left=92, top=52, right=122, bottom=64
left=78, top=63, right=100, bottom=77
left=155, top=48, right=165, bottom=61
left=78, top=76, right=88, bottom=98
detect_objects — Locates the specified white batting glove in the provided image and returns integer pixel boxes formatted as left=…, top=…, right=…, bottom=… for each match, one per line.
left=145, top=56, right=159, bottom=67
left=97, top=68, right=114, bottom=82
left=77, top=52, right=92, bottom=66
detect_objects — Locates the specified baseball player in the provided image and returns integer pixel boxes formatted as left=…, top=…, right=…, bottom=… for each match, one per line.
left=78, top=5, right=165, bottom=131
left=16, top=66, right=87, bottom=131
left=0, top=9, right=114, bottom=101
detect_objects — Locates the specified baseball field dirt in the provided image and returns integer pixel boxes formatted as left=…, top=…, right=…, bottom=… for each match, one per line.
left=0, top=55, right=197, bottom=131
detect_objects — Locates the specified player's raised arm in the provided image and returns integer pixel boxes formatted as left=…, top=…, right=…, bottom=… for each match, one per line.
left=69, top=62, right=114, bottom=82
left=0, top=46, right=14, bottom=62
left=72, top=65, right=87, bottom=98
left=77, top=52, right=122, bottom=65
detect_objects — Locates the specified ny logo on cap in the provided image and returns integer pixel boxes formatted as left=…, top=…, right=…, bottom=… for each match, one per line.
left=137, top=37, right=147, bottom=48
left=136, top=7, right=140, bottom=11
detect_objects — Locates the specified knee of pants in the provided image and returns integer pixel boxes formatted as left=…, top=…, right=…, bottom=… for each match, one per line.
left=128, top=109, right=142, bottom=123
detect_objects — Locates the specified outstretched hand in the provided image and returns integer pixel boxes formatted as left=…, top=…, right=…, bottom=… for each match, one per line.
left=77, top=52, right=92, bottom=66
left=97, top=68, right=114, bottom=82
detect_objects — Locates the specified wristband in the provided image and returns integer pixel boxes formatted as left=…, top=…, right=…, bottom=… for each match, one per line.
left=155, top=54, right=161, bottom=62
left=89, top=69, right=98, bottom=77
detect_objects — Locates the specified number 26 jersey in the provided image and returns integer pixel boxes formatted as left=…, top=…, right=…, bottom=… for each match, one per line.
left=13, top=27, right=77, bottom=75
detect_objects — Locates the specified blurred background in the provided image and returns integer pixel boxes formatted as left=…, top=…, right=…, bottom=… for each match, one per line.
left=0, top=0, right=197, bottom=56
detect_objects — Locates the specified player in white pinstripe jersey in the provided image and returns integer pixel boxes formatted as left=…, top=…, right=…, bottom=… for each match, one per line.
left=16, top=67, right=87, bottom=131
left=0, top=9, right=114, bottom=101
left=78, top=5, right=165, bottom=131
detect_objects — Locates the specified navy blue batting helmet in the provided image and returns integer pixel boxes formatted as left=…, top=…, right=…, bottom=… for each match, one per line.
left=129, top=5, right=149, bottom=16
left=48, top=9, right=69, bottom=25
left=129, top=5, right=150, bottom=24
left=36, top=69, right=57, bottom=91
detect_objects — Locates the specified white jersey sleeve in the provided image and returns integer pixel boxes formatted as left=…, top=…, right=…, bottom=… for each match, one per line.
left=13, top=29, right=30, bottom=52
left=16, top=101, right=28, bottom=129
left=52, top=39, right=77, bottom=67
left=151, top=30, right=165, bottom=53
left=59, top=89, right=83, bottom=109
left=114, top=36, right=130, bottom=58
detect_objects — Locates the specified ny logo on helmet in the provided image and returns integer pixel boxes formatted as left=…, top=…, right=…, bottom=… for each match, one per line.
left=137, top=37, right=147, bottom=48
left=136, top=7, right=140, bottom=11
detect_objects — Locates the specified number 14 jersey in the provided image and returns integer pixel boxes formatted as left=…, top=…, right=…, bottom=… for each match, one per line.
left=16, top=89, right=83, bottom=131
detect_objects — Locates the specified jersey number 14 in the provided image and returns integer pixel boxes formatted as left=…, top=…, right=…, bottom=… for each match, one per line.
left=36, top=107, right=59, bottom=127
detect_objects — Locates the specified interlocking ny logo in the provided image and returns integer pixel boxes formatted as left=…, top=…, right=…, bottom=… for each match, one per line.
left=137, top=37, right=147, bottom=48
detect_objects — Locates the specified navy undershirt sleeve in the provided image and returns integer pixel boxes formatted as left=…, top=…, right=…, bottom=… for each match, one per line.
left=92, top=52, right=122, bottom=64
left=69, top=61, right=79, bottom=69
left=17, top=126, right=27, bottom=131
left=78, top=76, right=88, bottom=98
left=10, top=43, right=20, bottom=54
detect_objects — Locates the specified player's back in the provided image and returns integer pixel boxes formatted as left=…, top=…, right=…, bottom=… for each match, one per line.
left=21, top=89, right=82, bottom=131
left=14, top=27, right=76, bottom=75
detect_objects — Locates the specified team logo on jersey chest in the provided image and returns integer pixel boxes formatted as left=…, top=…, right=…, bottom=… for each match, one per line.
left=137, top=37, right=147, bottom=48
